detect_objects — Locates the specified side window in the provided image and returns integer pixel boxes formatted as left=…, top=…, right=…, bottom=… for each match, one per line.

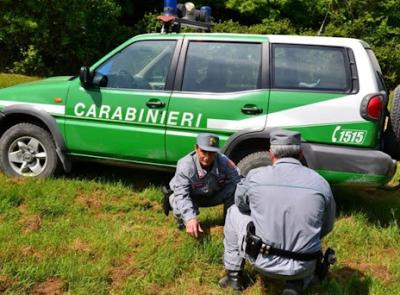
left=96, top=40, right=176, bottom=90
left=272, top=44, right=351, bottom=92
left=182, top=42, right=261, bottom=93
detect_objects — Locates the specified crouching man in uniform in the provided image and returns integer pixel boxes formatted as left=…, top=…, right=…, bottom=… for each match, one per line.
left=163, top=133, right=241, bottom=238
left=219, top=130, right=336, bottom=294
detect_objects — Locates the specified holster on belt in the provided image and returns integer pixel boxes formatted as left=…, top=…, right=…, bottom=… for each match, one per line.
left=244, top=221, right=333, bottom=270
left=245, top=222, right=263, bottom=260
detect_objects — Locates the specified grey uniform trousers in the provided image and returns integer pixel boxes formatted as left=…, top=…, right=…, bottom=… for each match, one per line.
left=223, top=205, right=315, bottom=286
left=170, top=191, right=234, bottom=222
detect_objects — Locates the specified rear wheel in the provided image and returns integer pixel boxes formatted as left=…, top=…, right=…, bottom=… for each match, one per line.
left=237, top=151, right=272, bottom=177
left=0, top=123, right=59, bottom=177
left=384, top=85, right=400, bottom=159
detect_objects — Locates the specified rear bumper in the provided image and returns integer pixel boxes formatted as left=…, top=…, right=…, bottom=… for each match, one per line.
left=302, top=143, right=397, bottom=186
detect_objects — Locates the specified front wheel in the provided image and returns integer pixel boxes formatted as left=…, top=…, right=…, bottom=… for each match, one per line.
left=0, top=123, right=59, bottom=177
left=237, top=151, right=272, bottom=177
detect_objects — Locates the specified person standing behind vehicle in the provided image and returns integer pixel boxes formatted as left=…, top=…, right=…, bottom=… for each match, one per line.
left=163, top=133, right=241, bottom=238
left=219, top=129, right=336, bottom=294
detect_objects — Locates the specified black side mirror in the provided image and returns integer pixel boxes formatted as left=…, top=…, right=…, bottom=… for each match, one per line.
left=79, top=66, right=93, bottom=88
left=93, top=74, right=108, bottom=88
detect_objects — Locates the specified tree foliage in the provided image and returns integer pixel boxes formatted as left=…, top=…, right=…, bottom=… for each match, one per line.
left=1, top=0, right=400, bottom=89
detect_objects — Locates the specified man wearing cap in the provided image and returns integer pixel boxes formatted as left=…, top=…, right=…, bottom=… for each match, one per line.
left=163, top=133, right=241, bottom=238
left=219, top=129, right=336, bottom=294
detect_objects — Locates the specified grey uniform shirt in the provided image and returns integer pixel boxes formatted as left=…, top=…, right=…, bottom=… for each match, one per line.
left=235, top=158, right=336, bottom=276
left=170, top=151, right=241, bottom=223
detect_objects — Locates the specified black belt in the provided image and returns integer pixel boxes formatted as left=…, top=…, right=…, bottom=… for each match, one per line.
left=245, top=221, right=322, bottom=262
left=259, top=243, right=322, bottom=261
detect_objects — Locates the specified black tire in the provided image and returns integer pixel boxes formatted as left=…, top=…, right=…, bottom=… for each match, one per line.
left=0, top=123, right=59, bottom=177
left=237, top=151, right=272, bottom=177
left=384, top=85, right=400, bottom=159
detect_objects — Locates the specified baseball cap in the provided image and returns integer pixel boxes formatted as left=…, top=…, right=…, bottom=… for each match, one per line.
left=197, top=133, right=220, bottom=152
left=270, top=129, right=301, bottom=146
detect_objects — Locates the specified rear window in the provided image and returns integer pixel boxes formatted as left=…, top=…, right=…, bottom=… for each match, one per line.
left=272, top=44, right=351, bottom=92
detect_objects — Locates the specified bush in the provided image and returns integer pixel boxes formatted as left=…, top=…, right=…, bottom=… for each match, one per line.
left=0, top=0, right=133, bottom=76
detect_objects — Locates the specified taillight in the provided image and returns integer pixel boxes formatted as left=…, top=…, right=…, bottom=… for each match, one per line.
left=367, top=95, right=382, bottom=119
left=360, top=94, right=384, bottom=121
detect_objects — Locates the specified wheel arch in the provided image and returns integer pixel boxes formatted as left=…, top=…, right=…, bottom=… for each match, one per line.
left=222, top=128, right=310, bottom=166
left=222, top=129, right=272, bottom=163
left=0, top=105, right=71, bottom=172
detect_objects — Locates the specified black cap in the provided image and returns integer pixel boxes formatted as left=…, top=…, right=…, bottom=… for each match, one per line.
left=197, top=133, right=220, bottom=152
left=270, top=129, right=301, bottom=146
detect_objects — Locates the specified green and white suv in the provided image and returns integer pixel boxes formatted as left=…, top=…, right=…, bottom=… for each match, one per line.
left=0, top=32, right=397, bottom=187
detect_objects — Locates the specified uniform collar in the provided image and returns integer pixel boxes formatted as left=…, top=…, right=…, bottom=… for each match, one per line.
left=274, top=157, right=302, bottom=166
left=193, top=152, right=219, bottom=178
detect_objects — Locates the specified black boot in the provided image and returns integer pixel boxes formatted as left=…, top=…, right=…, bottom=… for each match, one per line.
left=282, top=279, right=303, bottom=295
left=162, top=186, right=172, bottom=216
left=218, top=270, right=244, bottom=292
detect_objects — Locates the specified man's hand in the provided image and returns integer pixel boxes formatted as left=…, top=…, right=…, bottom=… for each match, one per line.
left=185, top=218, right=204, bottom=238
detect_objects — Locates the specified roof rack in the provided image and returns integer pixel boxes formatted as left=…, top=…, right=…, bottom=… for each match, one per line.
left=158, top=2, right=212, bottom=33
left=158, top=15, right=212, bottom=33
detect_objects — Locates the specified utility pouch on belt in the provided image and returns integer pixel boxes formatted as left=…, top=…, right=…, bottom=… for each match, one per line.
left=316, top=247, right=337, bottom=280
left=245, top=222, right=262, bottom=260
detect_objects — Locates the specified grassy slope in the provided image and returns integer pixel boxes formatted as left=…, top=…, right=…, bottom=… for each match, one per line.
left=0, top=73, right=40, bottom=88
left=0, top=164, right=399, bottom=295
left=0, top=74, right=400, bottom=294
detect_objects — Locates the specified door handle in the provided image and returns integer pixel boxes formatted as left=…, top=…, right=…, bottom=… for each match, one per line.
left=241, top=105, right=263, bottom=115
left=146, top=99, right=165, bottom=109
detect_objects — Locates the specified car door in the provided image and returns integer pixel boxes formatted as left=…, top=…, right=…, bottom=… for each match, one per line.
left=65, top=39, right=180, bottom=163
left=165, top=37, right=269, bottom=163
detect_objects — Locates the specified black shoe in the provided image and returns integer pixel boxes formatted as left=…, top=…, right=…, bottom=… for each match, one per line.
left=282, top=279, right=303, bottom=295
left=162, top=186, right=172, bottom=216
left=218, top=270, right=244, bottom=292
left=175, top=217, right=185, bottom=230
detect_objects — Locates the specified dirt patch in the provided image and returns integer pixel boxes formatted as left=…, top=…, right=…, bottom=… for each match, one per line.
left=5, top=176, right=28, bottom=186
left=31, top=277, right=64, bottom=295
left=109, top=254, right=142, bottom=290
left=347, top=262, right=393, bottom=283
left=146, top=277, right=219, bottom=295
left=20, top=245, right=43, bottom=260
left=71, top=239, right=91, bottom=253
left=19, top=214, right=42, bottom=233
left=209, top=225, right=224, bottom=237
left=0, top=275, right=13, bottom=292
left=380, top=247, right=397, bottom=257
left=18, top=204, right=28, bottom=214
left=75, top=193, right=103, bottom=210
left=332, top=266, right=365, bottom=280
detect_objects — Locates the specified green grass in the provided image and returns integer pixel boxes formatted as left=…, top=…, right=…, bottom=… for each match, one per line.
left=0, top=73, right=40, bottom=88
left=0, top=162, right=399, bottom=295
left=1, top=75, right=400, bottom=294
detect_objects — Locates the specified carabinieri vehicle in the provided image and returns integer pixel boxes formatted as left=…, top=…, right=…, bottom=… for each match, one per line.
left=0, top=2, right=398, bottom=188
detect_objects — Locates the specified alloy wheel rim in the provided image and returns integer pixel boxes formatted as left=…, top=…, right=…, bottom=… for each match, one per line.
left=8, top=136, right=48, bottom=176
